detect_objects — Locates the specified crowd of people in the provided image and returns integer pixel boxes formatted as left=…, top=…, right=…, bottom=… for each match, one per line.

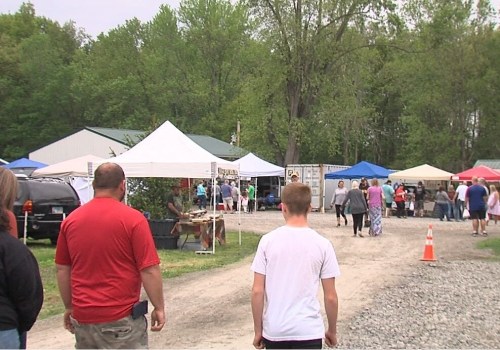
left=331, top=176, right=500, bottom=238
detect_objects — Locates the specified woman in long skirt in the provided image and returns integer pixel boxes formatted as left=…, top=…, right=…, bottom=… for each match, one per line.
left=367, top=178, right=384, bottom=236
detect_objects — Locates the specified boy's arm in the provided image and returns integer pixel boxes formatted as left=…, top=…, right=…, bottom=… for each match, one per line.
left=251, top=272, right=266, bottom=349
left=322, top=277, right=338, bottom=348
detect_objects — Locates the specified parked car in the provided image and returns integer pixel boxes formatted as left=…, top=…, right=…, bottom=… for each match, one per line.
left=14, top=177, right=80, bottom=244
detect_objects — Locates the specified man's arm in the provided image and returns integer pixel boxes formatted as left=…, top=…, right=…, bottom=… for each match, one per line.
left=56, top=264, right=74, bottom=333
left=140, top=265, right=166, bottom=332
left=322, top=277, right=339, bottom=348
left=251, top=272, right=265, bottom=349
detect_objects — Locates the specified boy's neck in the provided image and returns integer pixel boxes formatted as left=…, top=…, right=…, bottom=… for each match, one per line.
left=285, top=215, right=309, bottom=227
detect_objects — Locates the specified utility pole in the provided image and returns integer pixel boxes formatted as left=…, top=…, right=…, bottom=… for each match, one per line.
left=236, top=120, right=240, bottom=147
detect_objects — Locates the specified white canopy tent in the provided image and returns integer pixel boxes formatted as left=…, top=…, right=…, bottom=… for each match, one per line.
left=32, top=154, right=105, bottom=178
left=233, top=152, right=284, bottom=212
left=233, top=152, right=285, bottom=177
left=31, top=154, right=106, bottom=204
left=94, top=120, right=239, bottom=254
left=389, top=164, right=453, bottom=182
left=97, top=120, right=238, bottom=178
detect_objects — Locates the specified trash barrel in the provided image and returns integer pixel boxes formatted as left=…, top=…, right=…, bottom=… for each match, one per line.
left=153, top=235, right=179, bottom=250
left=148, top=219, right=179, bottom=250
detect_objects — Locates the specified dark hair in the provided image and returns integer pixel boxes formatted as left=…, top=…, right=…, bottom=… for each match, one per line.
left=93, top=163, right=125, bottom=190
left=438, top=186, right=445, bottom=192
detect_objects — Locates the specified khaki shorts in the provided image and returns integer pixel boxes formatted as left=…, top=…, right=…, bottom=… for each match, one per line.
left=70, top=315, right=147, bottom=349
left=223, top=197, right=233, bottom=210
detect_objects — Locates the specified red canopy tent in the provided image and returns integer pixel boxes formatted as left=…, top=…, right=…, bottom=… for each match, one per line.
left=452, top=165, right=500, bottom=181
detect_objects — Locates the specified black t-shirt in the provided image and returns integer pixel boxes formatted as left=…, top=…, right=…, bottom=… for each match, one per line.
left=415, top=186, right=425, bottom=201
left=0, top=232, right=43, bottom=332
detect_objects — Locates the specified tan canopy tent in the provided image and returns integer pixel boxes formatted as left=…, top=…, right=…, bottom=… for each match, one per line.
left=388, top=164, right=453, bottom=182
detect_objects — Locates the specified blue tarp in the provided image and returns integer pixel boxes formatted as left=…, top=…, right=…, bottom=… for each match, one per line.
left=325, top=161, right=392, bottom=179
left=3, top=158, right=47, bottom=169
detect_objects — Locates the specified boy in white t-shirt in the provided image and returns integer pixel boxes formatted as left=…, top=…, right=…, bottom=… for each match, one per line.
left=251, top=182, right=340, bottom=349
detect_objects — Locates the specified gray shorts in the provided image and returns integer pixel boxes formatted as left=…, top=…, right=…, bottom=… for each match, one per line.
left=70, top=315, right=147, bottom=349
left=415, top=200, right=424, bottom=210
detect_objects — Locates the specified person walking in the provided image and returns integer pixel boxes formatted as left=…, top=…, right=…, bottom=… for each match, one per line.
left=196, top=180, right=207, bottom=210
left=221, top=180, right=233, bottom=214
left=330, top=181, right=348, bottom=227
left=359, top=178, right=370, bottom=223
left=251, top=182, right=340, bottom=349
left=435, top=186, right=452, bottom=221
left=394, top=184, right=407, bottom=218
left=486, top=184, right=500, bottom=225
left=0, top=168, right=19, bottom=238
left=231, top=182, right=240, bottom=212
left=247, top=182, right=255, bottom=214
left=342, top=181, right=368, bottom=237
left=382, top=180, right=394, bottom=218
left=447, top=184, right=456, bottom=220
left=0, top=202, right=43, bottom=349
left=55, top=163, right=165, bottom=349
left=454, top=181, right=468, bottom=221
left=414, top=181, right=426, bottom=218
left=465, top=176, right=488, bottom=237
left=366, top=178, right=384, bottom=236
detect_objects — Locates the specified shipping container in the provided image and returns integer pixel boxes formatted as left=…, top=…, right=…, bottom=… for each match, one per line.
left=285, top=164, right=350, bottom=212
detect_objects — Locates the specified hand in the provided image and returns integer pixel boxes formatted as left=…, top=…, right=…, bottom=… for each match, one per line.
left=253, top=332, right=264, bottom=349
left=150, top=307, right=166, bottom=332
left=325, top=330, right=337, bottom=347
left=63, top=309, right=75, bottom=334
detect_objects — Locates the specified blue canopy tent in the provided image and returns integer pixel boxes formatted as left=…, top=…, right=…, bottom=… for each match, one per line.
left=324, top=161, right=392, bottom=179
left=3, top=157, right=47, bottom=175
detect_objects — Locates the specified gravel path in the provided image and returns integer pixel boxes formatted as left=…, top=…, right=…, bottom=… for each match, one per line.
left=337, top=260, right=500, bottom=349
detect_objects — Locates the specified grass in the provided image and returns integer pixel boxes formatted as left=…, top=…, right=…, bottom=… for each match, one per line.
left=477, top=237, right=500, bottom=260
left=28, top=231, right=261, bottom=319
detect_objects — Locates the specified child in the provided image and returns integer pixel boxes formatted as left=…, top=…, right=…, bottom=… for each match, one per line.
left=240, top=190, right=249, bottom=213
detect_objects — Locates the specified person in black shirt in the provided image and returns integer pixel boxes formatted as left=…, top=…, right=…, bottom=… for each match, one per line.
left=0, top=205, right=43, bottom=349
left=414, top=181, right=426, bottom=217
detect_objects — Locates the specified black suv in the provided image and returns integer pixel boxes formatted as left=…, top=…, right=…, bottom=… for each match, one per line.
left=14, top=177, right=80, bottom=244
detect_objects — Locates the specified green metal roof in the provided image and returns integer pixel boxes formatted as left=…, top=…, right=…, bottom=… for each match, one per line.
left=85, top=127, right=248, bottom=160
left=474, top=159, right=500, bottom=170
left=85, top=127, right=145, bottom=145
left=186, top=134, right=247, bottom=160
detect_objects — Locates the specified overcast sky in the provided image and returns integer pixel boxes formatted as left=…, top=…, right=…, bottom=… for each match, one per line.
left=0, top=0, right=499, bottom=38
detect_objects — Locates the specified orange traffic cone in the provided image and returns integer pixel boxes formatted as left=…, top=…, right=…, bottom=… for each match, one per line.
left=421, top=224, right=437, bottom=261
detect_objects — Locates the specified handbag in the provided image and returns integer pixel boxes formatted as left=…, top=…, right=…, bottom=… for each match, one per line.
left=409, top=201, right=415, bottom=211
left=364, top=219, right=371, bottom=227
left=463, top=208, right=470, bottom=219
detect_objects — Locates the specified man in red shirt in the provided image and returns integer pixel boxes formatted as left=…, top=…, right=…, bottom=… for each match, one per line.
left=55, top=163, right=165, bottom=348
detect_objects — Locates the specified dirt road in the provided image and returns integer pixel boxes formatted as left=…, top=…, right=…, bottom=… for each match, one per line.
left=28, top=211, right=494, bottom=349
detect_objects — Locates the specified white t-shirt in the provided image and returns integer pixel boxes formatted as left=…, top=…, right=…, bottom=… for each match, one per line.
left=251, top=225, right=340, bottom=341
left=456, top=184, right=468, bottom=201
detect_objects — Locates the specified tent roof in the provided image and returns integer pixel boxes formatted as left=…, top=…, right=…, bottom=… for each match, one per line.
left=388, top=164, right=453, bottom=181
left=452, top=165, right=500, bottom=181
left=99, top=121, right=238, bottom=178
left=3, top=158, right=47, bottom=169
left=86, top=126, right=247, bottom=160
left=31, top=154, right=105, bottom=178
left=233, top=153, right=284, bottom=177
left=325, top=161, right=391, bottom=179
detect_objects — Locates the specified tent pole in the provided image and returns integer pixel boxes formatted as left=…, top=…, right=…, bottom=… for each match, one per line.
left=212, top=175, right=216, bottom=255
left=238, top=177, right=241, bottom=246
